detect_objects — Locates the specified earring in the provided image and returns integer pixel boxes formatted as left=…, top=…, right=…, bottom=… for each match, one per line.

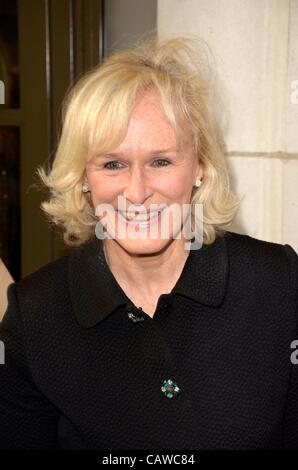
left=82, top=182, right=90, bottom=193
left=194, top=179, right=202, bottom=188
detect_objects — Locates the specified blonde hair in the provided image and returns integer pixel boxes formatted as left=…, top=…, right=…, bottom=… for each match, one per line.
left=36, top=35, right=240, bottom=246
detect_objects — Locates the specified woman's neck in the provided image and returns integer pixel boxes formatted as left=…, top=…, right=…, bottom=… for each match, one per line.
left=102, top=238, right=190, bottom=298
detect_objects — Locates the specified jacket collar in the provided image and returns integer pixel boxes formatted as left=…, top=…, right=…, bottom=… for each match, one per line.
left=68, top=233, right=230, bottom=328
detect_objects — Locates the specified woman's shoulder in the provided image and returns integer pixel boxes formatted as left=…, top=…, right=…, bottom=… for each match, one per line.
left=7, top=254, right=70, bottom=319
left=223, top=230, right=298, bottom=293
left=9, top=237, right=100, bottom=319
left=4, top=242, right=92, bottom=332
left=13, top=252, right=70, bottom=301
left=11, top=241, right=90, bottom=311
left=13, top=238, right=95, bottom=299
left=224, top=230, right=297, bottom=258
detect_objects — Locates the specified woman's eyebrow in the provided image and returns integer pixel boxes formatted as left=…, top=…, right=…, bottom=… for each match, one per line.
left=99, top=148, right=179, bottom=158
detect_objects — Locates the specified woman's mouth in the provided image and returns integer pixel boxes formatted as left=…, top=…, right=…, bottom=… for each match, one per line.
left=118, top=208, right=166, bottom=227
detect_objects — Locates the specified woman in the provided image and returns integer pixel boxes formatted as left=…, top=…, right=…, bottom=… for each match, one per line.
left=0, top=36, right=298, bottom=450
left=0, top=258, right=13, bottom=321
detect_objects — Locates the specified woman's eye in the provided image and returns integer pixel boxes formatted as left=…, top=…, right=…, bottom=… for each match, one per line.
left=152, top=159, right=171, bottom=167
left=103, top=159, right=171, bottom=170
left=104, top=161, right=123, bottom=170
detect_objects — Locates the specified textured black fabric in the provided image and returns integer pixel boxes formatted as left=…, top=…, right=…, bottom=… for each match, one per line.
left=0, top=230, right=298, bottom=449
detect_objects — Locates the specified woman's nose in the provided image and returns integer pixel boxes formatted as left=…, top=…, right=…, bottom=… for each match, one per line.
left=123, top=169, right=151, bottom=203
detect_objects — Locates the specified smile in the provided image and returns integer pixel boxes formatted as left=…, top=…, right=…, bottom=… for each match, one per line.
left=118, top=208, right=166, bottom=225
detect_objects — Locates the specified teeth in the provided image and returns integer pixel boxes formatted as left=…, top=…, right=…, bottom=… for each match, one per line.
left=120, top=210, right=160, bottom=222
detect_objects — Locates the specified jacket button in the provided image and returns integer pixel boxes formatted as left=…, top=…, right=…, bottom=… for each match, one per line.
left=161, top=378, right=180, bottom=399
left=127, top=311, right=144, bottom=322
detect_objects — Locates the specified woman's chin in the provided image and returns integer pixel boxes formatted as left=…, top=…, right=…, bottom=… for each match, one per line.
left=112, top=236, right=174, bottom=255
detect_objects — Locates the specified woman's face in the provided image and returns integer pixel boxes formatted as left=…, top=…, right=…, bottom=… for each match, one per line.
left=85, top=90, right=203, bottom=255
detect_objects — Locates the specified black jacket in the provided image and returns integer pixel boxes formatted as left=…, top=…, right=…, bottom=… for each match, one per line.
left=0, top=231, right=298, bottom=449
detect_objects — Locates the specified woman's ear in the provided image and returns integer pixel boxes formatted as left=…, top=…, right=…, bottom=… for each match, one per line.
left=197, top=165, right=204, bottom=181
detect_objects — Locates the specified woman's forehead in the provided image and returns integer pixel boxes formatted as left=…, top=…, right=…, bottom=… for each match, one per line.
left=85, top=88, right=194, bottom=159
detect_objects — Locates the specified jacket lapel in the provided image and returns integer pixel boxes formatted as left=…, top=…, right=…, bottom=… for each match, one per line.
left=68, top=233, right=229, bottom=328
